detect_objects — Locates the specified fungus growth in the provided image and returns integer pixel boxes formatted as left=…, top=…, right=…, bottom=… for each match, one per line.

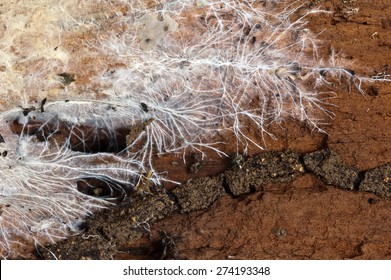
left=0, top=0, right=389, bottom=258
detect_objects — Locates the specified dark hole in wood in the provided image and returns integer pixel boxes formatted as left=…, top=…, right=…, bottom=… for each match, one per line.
left=9, top=115, right=131, bottom=154
left=76, top=177, right=132, bottom=202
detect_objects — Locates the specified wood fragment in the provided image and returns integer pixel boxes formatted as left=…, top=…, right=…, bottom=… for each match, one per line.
left=126, top=117, right=155, bottom=146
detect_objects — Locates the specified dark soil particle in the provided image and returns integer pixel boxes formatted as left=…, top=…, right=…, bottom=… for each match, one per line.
left=171, top=175, right=225, bottom=213
left=360, top=163, right=391, bottom=198
left=303, top=149, right=359, bottom=190
left=224, top=151, right=305, bottom=196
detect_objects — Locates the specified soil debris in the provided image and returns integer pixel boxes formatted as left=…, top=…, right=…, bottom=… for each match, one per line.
left=157, top=231, right=181, bottom=260
left=224, top=151, right=304, bottom=196
left=171, top=175, right=224, bottom=213
left=37, top=188, right=176, bottom=260
left=360, top=163, right=391, bottom=198
left=303, top=149, right=359, bottom=190
left=38, top=149, right=391, bottom=259
left=126, top=117, right=155, bottom=146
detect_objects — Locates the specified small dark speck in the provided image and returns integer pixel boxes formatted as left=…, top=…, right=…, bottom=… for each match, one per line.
left=141, top=102, right=149, bottom=112
left=368, top=198, right=378, bottom=204
left=58, top=72, right=75, bottom=85
left=74, top=221, right=87, bottom=231
left=344, top=68, right=355, bottom=76
left=319, top=69, right=327, bottom=76
left=20, top=106, right=35, bottom=116
left=367, top=86, right=378, bottom=96
left=40, top=98, right=47, bottom=113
